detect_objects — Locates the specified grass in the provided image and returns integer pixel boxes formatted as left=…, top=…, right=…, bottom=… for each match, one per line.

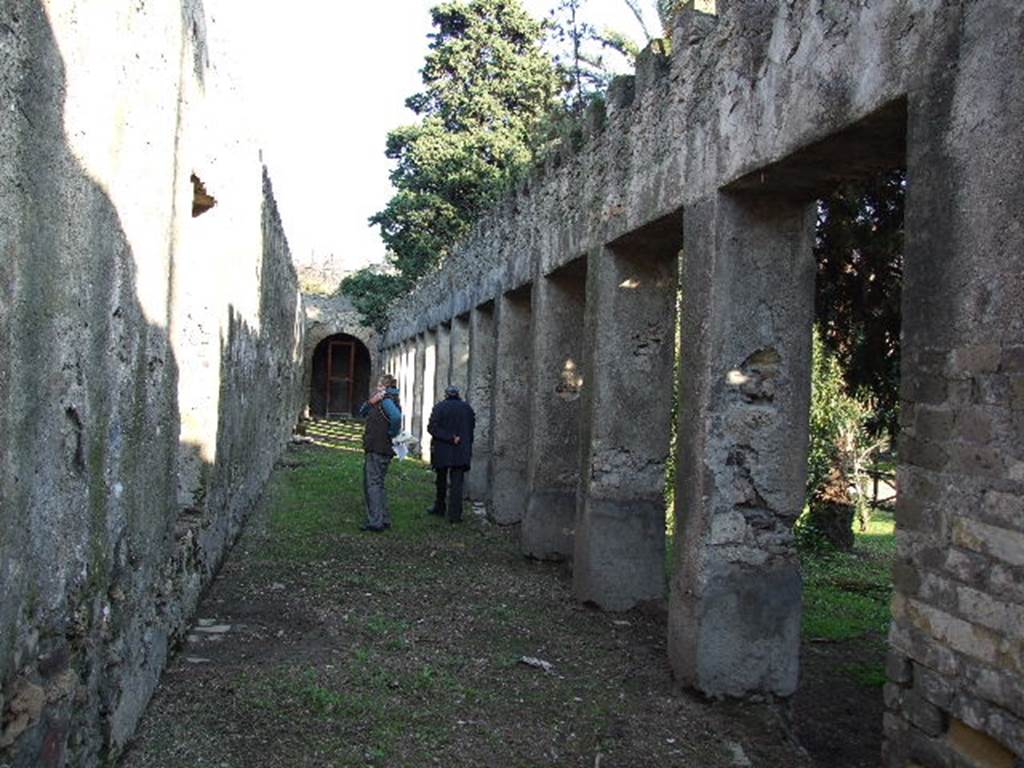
left=800, top=510, right=896, bottom=642
left=798, top=509, right=895, bottom=687
left=122, top=418, right=877, bottom=767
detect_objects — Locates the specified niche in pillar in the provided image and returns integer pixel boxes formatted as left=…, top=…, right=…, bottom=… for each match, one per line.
left=466, top=302, right=497, bottom=502
left=523, top=257, right=587, bottom=560
left=490, top=285, right=533, bottom=524
left=434, top=322, right=452, bottom=411
left=422, top=330, right=438, bottom=462
left=399, top=341, right=416, bottom=435
left=412, top=334, right=427, bottom=451
left=574, top=213, right=681, bottom=610
left=450, top=313, right=471, bottom=394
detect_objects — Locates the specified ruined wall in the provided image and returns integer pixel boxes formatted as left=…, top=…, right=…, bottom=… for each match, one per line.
left=0, top=2, right=305, bottom=765
left=382, top=2, right=1023, bottom=766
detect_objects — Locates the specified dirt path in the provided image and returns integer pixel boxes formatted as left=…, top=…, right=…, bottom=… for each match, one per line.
left=118, top=435, right=854, bottom=767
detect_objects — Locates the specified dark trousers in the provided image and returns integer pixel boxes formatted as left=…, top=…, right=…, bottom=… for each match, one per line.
left=434, top=466, right=467, bottom=521
left=363, top=452, right=392, bottom=528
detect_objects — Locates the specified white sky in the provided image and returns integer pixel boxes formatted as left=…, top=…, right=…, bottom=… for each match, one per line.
left=215, top=1, right=656, bottom=275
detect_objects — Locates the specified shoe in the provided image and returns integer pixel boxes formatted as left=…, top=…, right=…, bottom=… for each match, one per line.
left=383, top=522, right=392, bottom=529
left=360, top=524, right=385, bottom=533
left=448, top=517, right=462, bottom=524
left=426, top=507, right=445, bottom=517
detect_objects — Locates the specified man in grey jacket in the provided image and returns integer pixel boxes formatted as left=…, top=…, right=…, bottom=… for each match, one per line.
left=358, top=374, right=402, bottom=532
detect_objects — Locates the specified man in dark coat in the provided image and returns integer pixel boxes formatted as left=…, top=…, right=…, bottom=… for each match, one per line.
left=426, top=385, right=475, bottom=523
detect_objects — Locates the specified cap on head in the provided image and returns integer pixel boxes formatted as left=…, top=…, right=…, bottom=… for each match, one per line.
left=445, top=384, right=460, bottom=397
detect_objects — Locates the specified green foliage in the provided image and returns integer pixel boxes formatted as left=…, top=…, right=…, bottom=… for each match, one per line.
left=806, top=328, right=870, bottom=503
left=358, top=0, right=561, bottom=325
left=800, top=511, right=896, bottom=643
left=338, top=269, right=409, bottom=333
left=549, top=0, right=618, bottom=112
left=547, top=0, right=662, bottom=114
left=815, top=169, right=904, bottom=437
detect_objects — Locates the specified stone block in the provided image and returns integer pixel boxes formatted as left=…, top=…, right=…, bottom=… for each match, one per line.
left=905, top=374, right=949, bottom=406
left=956, top=583, right=1024, bottom=637
left=956, top=407, right=994, bottom=444
left=989, top=565, right=1024, bottom=606
left=948, top=379, right=978, bottom=407
left=885, top=682, right=904, bottom=710
left=887, top=650, right=914, bottom=684
left=974, top=375, right=1011, bottom=407
left=942, top=548, right=991, bottom=587
left=1011, top=376, right=1024, bottom=411
left=904, top=689, right=948, bottom=737
left=893, top=561, right=924, bottom=597
left=1001, top=347, right=1024, bottom=373
left=917, top=406, right=956, bottom=441
left=907, top=727, right=956, bottom=768
left=948, top=718, right=1019, bottom=768
left=521, top=489, right=575, bottom=561
left=962, top=660, right=1024, bottom=715
left=674, top=558, right=801, bottom=698
left=902, top=436, right=950, bottom=473
left=916, top=348, right=952, bottom=374
left=918, top=571, right=958, bottom=615
left=913, top=664, right=956, bottom=710
left=952, top=345, right=1003, bottom=375
left=978, top=495, right=1019, bottom=532
left=903, top=598, right=1000, bottom=666
left=882, top=712, right=911, bottom=766
left=949, top=443, right=1007, bottom=479
left=953, top=518, right=1024, bottom=568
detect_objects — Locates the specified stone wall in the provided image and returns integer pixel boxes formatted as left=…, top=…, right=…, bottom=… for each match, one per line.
left=0, top=2, right=305, bottom=765
left=382, top=2, right=1023, bottom=765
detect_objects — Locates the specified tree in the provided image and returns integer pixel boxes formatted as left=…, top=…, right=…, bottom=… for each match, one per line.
left=343, top=0, right=561, bottom=330
left=802, top=329, right=874, bottom=550
left=814, top=169, right=904, bottom=438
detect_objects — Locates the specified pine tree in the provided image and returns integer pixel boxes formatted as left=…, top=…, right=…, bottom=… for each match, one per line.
left=342, top=0, right=561, bottom=329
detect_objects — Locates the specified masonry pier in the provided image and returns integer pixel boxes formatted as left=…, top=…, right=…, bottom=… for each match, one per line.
left=521, top=258, right=587, bottom=561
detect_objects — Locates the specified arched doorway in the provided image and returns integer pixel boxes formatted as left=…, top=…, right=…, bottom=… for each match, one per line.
left=309, top=333, right=372, bottom=418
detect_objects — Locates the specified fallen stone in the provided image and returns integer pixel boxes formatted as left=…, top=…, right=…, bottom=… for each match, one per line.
left=519, top=656, right=554, bottom=673
left=193, top=624, right=232, bottom=634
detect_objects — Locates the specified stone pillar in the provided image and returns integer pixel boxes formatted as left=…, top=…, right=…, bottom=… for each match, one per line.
left=412, top=334, right=426, bottom=447
left=491, top=288, right=533, bottom=524
left=667, top=193, right=814, bottom=698
left=422, top=331, right=437, bottom=462
left=450, top=313, right=470, bottom=394
left=434, top=322, right=451, bottom=410
left=573, top=240, right=678, bottom=610
left=466, top=302, right=497, bottom=501
left=523, top=260, right=586, bottom=560
left=883, top=10, right=1024, bottom=764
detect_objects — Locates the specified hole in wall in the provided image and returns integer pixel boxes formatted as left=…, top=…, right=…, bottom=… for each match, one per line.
left=191, top=173, right=216, bottom=217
